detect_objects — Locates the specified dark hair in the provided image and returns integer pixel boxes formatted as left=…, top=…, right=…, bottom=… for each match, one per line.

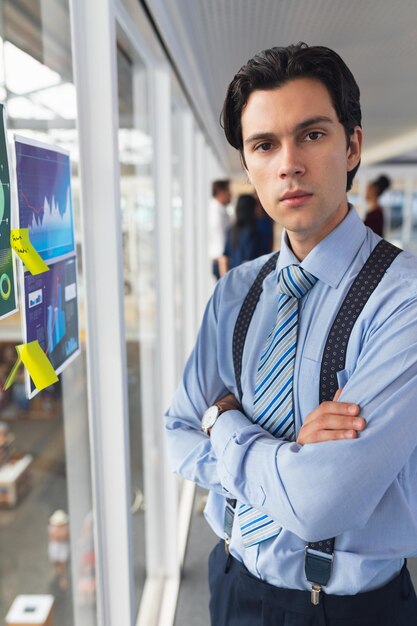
left=212, top=179, right=230, bottom=197
left=221, top=42, right=362, bottom=191
left=371, top=174, right=391, bottom=197
left=231, top=194, right=257, bottom=248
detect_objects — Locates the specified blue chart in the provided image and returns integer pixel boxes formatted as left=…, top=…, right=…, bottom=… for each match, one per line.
left=15, top=139, right=75, bottom=262
left=65, top=337, right=78, bottom=357
left=28, top=288, right=43, bottom=308
left=18, top=137, right=80, bottom=397
left=25, top=257, right=79, bottom=396
left=47, top=277, right=67, bottom=354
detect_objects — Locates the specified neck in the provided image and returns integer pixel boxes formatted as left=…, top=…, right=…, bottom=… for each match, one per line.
left=288, top=240, right=312, bottom=261
left=287, top=201, right=349, bottom=261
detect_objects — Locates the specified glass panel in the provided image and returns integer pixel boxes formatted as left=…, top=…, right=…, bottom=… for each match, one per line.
left=171, top=91, right=184, bottom=382
left=386, top=188, right=404, bottom=238
left=171, top=86, right=186, bottom=505
left=411, top=190, right=417, bottom=247
left=0, top=2, right=97, bottom=625
left=116, top=28, right=154, bottom=613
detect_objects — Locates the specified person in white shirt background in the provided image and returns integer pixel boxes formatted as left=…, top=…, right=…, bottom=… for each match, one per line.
left=208, top=179, right=233, bottom=280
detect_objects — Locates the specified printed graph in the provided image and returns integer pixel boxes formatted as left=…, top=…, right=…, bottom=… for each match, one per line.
left=28, top=288, right=43, bottom=308
left=15, top=139, right=75, bottom=263
left=24, top=257, right=79, bottom=395
left=46, top=276, right=67, bottom=354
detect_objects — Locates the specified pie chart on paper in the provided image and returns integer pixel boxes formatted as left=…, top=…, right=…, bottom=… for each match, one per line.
left=0, top=175, right=11, bottom=300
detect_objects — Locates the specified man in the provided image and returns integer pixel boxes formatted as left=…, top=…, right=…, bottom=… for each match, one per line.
left=166, top=43, right=417, bottom=625
left=209, top=179, right=232, bottom=279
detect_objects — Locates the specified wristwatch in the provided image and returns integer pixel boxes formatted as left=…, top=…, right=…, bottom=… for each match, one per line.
left=201, top=400, right=238, bottom=435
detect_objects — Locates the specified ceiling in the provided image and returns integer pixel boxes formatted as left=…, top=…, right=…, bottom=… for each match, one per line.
left=145, top=0, right=417, bottom=174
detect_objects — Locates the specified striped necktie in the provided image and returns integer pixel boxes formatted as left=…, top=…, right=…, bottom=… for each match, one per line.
left=238, top=264, right=317, bottom=548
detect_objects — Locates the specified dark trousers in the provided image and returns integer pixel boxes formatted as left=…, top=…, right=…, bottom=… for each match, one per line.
left=208, top=540, right=417, bottom=626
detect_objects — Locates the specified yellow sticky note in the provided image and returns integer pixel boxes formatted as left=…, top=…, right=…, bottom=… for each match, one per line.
left=18, top=340, right=59, bottom=391
left=3, top=349, right=23, bottom=390
left=10, top=228, right=49, bottom=275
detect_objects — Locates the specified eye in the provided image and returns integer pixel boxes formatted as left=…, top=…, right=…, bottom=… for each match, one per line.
left=255, top=142, right=273, bottom=152
left=304, top=131, right=324, bottom=142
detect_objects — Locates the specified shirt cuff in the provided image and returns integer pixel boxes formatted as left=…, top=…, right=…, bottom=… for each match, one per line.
left=210, top=409, right=253, bottom=458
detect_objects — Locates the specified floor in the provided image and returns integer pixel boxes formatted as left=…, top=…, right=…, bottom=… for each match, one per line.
left=175, top=490, right=217, bottom=626
left=0, top=400, right=75, bottom=625
left=175, top=488, right=417, bottom=626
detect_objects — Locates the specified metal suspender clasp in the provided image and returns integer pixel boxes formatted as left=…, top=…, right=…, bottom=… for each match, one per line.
left=311, top=583, right=322, bottom=605
left=304, top=547, right=333, bottom=605
left=224, top=537, right=230, bottom=555
left=224, top=498, right=236, bottom=555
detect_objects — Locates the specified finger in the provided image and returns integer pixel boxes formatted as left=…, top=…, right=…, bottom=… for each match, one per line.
left=302, top=414, right=366, bottom=434
left=298, top=428, right=360, bottom=445
left=333, top=387, right=343, bottom=402
left=321, top=400, right=360, bottom=415
left=303, top=400, right=360, bottom=424
left=297, top=415, right=366, bottom=445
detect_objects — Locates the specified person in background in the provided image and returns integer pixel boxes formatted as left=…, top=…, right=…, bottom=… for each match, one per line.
left=364, top=174, right=391, bottom=236
left=219, top=194, right=264, bottom=276
left=255, top=193, right=275, bottom=253
left=48, top=509, right=70, bottom=591
left=208, top=179, right=232, bottom=279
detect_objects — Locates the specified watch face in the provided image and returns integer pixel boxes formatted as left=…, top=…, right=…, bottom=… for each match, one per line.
left=202, top=405, right=220, bottom=432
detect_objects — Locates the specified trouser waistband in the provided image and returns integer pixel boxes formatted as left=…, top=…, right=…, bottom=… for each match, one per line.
left=231, top=551, right=411, bottom=620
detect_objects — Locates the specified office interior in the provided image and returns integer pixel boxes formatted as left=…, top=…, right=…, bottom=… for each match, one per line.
left=0, top=1, right=417, bottom=625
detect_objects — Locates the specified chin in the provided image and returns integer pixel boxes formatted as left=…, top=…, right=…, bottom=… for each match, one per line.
left=283, top=215, right=316, bottom=232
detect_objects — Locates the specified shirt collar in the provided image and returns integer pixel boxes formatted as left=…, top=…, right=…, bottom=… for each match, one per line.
left=277, top=205, right=367, bottom=289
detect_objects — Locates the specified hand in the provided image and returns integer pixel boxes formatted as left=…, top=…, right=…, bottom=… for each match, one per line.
left=216, top=393, right=241, bottom=413
left=218, top=255, right=229, bottom=277
left=296, top=388, right=366, bottom=445
left=206, top=394, right=241, bottom=437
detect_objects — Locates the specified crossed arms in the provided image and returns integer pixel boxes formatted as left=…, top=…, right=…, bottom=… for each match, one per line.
left=165, top=276, right=417, bottom=542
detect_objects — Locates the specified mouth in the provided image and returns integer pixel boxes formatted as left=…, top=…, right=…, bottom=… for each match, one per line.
left=280, top=190, right=313, bottom=207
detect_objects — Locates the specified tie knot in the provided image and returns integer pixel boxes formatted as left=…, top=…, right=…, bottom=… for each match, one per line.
left=279, top=265, right=317, bottom=298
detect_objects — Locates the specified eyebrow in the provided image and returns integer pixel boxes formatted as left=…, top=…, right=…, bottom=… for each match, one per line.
left=244, top=116, right=335, bottom=146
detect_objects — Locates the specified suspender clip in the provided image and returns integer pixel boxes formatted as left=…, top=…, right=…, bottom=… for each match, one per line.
left=223, top=498, right=236, bottom=555
left=311, top=583, right=322, bottom=605
left=305, top=547, right=333, bottom=605
left=224, top=537, right=230, bottom=555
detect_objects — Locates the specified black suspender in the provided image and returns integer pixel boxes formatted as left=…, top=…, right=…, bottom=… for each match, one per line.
left=319, top=239, right=402, bottom=402
left=230, top=239, right=402, bottom=602
left=233, top=251, right=280, bottom=403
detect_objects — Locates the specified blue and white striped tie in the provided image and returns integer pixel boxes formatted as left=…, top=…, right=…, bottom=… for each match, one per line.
left=238, top=264, right=317, bottom=548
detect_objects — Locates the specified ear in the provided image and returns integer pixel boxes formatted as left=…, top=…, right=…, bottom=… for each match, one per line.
left=347, top=126, right=363, bottom=172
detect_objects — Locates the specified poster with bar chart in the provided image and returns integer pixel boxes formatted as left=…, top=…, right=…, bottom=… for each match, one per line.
left=15, top=136, right=75, bottom=263
left=0, top=105, right=18, bottom=319
left=15, top=135, right=80, bottom=396
left=23, top=257, right=80, bottom=397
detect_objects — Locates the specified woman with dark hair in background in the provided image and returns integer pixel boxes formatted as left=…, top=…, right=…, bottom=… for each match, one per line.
left=364, top=174, right=391, bottom=237
left=254, top=193, right=274, bottom=254
left=218, top=194, right=265, bottom=277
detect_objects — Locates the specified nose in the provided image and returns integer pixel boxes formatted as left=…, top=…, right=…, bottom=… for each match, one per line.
left=278, top=142, right=305, bottom=179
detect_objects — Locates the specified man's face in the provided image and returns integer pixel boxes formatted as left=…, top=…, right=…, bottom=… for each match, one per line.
left=218, top=188, right=231, bottom=205
left=241, top=77, right=362, bottom=258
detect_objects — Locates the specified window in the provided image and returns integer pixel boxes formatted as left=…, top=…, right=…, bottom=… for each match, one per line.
left=117, top=28, right=154, bottom=612
left=0, top=3, right=97, bottom=625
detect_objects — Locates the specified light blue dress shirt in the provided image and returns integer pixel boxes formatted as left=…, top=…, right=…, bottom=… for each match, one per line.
left=165, top=207, right=417, bottom=594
